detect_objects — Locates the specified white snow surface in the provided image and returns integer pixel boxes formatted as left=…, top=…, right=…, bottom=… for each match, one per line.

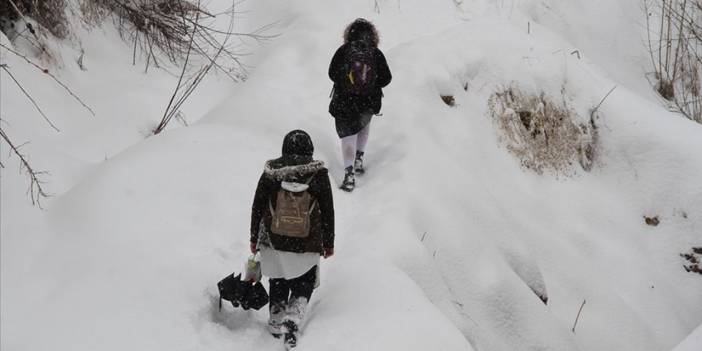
left=2, top=0, right=702, bottom=350
left=672, top=324, right=702, bottom=351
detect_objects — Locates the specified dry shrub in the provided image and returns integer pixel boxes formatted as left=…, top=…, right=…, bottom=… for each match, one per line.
left=1, top=0, right=241, bottom=67
left=488, top=86, right=598, bottom=175
left=79, top=0, right=257, bottom=80
left=681, top=247, right=702, bottom=275
left=81, top=0, right=207, bottom=64
left=1, top=0, right=69, bottom=63
left=0, top=0, right=69, bottom=39
left=644, top=0, right=702, bottom=124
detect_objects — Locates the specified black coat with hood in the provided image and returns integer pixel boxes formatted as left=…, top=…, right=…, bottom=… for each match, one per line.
left=328, top=19, right=392, bottom=121
left=250, top=131, right=335, bottom=254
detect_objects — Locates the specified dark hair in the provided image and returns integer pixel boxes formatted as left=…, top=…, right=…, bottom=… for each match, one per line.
left=343, top=18, right=379, bottom=47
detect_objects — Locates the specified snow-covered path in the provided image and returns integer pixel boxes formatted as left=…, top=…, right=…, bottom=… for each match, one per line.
left=3, top=1, right=702, bottom=351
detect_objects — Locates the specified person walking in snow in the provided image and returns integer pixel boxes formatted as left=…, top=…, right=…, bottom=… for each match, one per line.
left=328, top=18, right=392, bottom=192
left=249, top=130, right=335, bottom=349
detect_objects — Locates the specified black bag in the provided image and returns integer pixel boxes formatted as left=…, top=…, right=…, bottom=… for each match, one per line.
left=217, top=273, right=269, bottom=311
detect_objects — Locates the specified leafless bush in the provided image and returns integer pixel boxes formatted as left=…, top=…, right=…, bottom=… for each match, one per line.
left=644, top=0, right=702, bottom=123
left=80, top=0, right=276, bottom=133
left=1, top=0, right=275, bottom=204
left=82, top=0, right=205, bottom=66
left=488, top=86, right=599, bottom=175
left=0, top=125, right=50, bottom=207
left=0, top=0, right=69, bottom=63
left=1, top=44, right=96, bottom=206
left=0, top=0, right=69, bottom=39
left=81, top=0, right=273, bottom=76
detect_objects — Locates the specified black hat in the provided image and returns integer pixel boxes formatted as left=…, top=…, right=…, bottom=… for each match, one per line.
left=282, top=130, right=314, bottom=157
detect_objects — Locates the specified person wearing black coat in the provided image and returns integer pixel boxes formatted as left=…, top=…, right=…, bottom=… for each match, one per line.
left=249, top=130, right=335, bottom=349
left=328, top=18, right=392, bottom=191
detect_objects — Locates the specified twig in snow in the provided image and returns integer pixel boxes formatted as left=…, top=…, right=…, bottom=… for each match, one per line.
left=0, top=64, right=60, bottom=132
left=0, top=64, right=61, bottom=132
left=77, top=49, right=86, bottom=71
left=594, top=86, right=618, bottom=111
left=571, top=299, right=586, bottom=333
left=0, top=125, right=50, bottom=207
left=0, top=42, right=96, bottom=117
left=590, top=85, right=618, bottom=121
left=132, top=32, right=139, bottom=66
left=155, top=2, right=201, bottom=135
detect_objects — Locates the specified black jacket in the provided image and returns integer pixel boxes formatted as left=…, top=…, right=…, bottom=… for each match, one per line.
left=250, top=158, right=335, bottom=254
left=328, top=44, right=392, bottom=119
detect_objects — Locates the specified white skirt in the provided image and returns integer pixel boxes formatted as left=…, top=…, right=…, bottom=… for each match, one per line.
left=259, top=247, right=320, bottom=280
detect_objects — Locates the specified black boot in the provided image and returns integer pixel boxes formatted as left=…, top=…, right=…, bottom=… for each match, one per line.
left=283, top=320, right=298, bottom=349
left=268, top=303, right=284, bottom=338
left=340, top=166, right=355, bottom=192
left=354, top=151, right=365, bottom=175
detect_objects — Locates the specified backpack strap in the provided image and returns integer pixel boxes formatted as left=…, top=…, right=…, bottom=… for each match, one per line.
left=306, top=172, right=319, bottom=212
left=268, top=198, right=276, bottom=217
left=304, top=172, right=317, bottom=185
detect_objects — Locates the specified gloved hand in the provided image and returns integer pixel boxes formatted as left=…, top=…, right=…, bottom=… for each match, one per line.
left=323, top=247, right=334, bottom=258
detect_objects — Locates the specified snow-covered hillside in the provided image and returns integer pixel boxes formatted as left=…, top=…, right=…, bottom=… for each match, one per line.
left=2, top=1, right=701, bottom=350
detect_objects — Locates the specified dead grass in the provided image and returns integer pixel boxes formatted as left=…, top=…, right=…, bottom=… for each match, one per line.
left=0, top=0, right=69, bottom=39
left=488, top=85, right=599, bottom=176
left=681, top=247, right=702, bottom=275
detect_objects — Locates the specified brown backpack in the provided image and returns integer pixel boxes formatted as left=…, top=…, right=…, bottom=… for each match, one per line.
left=269, top=175, right=317, bottom=238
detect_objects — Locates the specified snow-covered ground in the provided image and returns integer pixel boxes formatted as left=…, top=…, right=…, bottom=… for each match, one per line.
left=2, top=0, right=701, bottom=350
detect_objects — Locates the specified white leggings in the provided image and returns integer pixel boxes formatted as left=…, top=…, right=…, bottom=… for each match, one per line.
left=341, top=123, right=371, bottom=169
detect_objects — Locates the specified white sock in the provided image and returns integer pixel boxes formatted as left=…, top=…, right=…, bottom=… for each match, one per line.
left=356, top=122, right=371, bottom=153
left=341, top=134, right=357, bottom=169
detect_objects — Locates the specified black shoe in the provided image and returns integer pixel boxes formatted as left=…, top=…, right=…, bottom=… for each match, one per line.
left=340, top=166, right=355, bottom=192
left=354, top=151, right=365, bottom=175
left=268, top=303, right=284, bottom=338
left=283, top=320, right=298, bottom=349
left=284, top=332, right=297, bottom=349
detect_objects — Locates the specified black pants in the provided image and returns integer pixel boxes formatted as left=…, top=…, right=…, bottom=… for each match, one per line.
left=269, top=266, right=316, bottom=312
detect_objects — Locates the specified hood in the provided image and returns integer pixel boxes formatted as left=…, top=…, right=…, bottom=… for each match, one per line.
left=263, top=159, right=325, bottom=182
left=343, top=18, right=379, bottom=47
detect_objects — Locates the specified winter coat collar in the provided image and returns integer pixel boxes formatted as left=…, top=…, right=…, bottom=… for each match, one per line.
left=264, top=159, right=325, bottom=181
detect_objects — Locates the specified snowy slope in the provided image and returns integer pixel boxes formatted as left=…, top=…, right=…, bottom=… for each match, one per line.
left=2, top=1, right=702, bottom=351
left=672, top=324, right=702, bottom=351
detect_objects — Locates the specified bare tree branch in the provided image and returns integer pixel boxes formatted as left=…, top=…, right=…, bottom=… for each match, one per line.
left=153, top=0, right=241, bottom=135
left=154, top=1, right=201, bottom=135
left=0, top=64, right=60, bottom=132
left=0, top=42, right=96, bottom=117
left=0, top=125, right=50, bottom=207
